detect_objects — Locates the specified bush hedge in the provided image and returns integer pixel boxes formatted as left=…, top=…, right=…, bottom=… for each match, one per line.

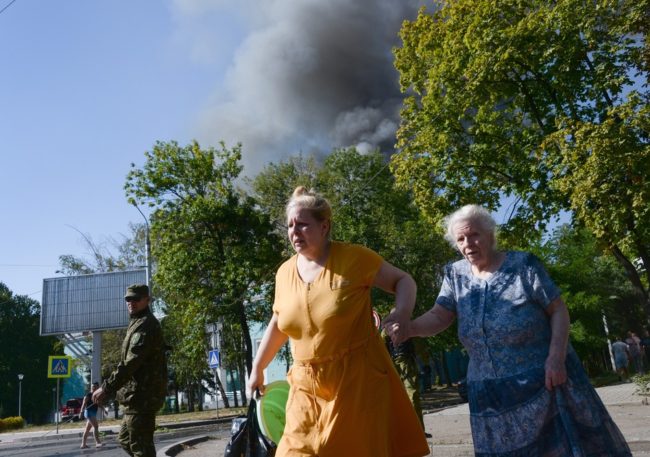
left=0, top=416, right=25, bottom=432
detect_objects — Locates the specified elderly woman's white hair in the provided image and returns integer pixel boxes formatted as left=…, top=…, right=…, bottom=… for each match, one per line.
left=443, top=204, right=497, bottom=248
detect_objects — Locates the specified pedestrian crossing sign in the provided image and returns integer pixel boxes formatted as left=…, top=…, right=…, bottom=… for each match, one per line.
left=208, top=349, right=220, bottom=369
left=48, top=355, right=72, bottom=378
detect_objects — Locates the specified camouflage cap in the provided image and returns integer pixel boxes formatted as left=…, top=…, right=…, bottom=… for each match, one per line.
left=124, top=283, right=149, bottom=299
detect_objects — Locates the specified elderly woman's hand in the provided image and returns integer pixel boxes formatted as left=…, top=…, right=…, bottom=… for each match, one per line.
left=544, top=353, right=567, bottom=390
left=383, top=309, right=412, bottom=346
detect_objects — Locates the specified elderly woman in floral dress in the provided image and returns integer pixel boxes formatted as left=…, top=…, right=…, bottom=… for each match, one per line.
left=386, top=204, right=630, bottom=456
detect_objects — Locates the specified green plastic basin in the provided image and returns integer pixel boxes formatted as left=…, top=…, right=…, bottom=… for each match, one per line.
left=256, top=380, right=290, bottom=444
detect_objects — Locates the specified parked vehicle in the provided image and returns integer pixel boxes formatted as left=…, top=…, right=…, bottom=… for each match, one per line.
left=60, top=397, right=84, bottom=422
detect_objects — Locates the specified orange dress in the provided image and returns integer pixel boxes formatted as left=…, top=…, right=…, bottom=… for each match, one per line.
left=273, top=242, right=429, bottom=457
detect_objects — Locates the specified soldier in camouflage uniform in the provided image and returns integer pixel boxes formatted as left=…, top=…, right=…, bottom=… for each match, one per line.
left=93, top=284, right=167, bottom=457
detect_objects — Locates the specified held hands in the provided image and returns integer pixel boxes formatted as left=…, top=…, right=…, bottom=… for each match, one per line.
left=544, top=353, right=567, bottom=391
left=382, top=308, right=412, bottom=346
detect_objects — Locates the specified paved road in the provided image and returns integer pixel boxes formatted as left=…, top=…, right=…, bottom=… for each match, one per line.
left=0, top=432, right=201, bottom=457
left=166, top=382, right=650, bottom=457
left=0, top=421, right=231, bottom=457
left=2, top=383, right=647, bottom=456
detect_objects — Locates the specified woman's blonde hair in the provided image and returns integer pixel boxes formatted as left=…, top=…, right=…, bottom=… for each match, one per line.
left=286, top=186, right=332, bottom=226
left=443, top=204, right=497, bottom=248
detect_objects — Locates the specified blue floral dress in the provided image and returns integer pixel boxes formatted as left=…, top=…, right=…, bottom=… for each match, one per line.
left=436, top=251, right=631, bottom=456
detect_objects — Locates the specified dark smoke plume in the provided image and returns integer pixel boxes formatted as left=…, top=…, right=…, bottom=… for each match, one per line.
left=182, top=0, right=423, bottom=174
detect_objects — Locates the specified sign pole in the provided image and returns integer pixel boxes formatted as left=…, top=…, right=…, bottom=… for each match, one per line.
left=47, top=355, right=72, bottom=435
left=56, top=379, right=60, bottom=434
left=214, top=368, right=219, bottom=419
left=208, top=348, right=221, bottom=419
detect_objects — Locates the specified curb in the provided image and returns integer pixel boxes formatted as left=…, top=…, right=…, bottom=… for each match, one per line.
left=158, top=435, right=211, bottom=457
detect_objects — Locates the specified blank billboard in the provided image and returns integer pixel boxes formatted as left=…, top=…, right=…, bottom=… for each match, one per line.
left=41, top=269, right=146, bottom=335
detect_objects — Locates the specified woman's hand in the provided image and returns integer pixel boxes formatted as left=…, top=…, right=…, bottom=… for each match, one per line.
left=544, top=353, right=567, bottom=390
left=386, top=304, right=456, bottom=344
left=383, top=309, right=412, bottom=346
left=544, top=297, right=570, bottom=390
left=247, top=368, right=265, bottom=399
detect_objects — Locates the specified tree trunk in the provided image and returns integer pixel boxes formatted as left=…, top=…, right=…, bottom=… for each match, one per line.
left=610, top=244, right=650, bottom=321
left=188, top=384, right=194, bottom=412
left=236, top=301, right=254, bottom=378
left=238, top=359, right=248, bottom=407
left=216, top=370, right=230, bottom=409
left=229, top=369, right=240, bottom=407
left=441, top=351, right=452, bottom=388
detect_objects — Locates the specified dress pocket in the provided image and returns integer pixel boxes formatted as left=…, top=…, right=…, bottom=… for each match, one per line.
left=329, top=274, right=351, bottom=290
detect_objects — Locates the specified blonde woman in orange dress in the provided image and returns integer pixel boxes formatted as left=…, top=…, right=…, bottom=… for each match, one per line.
left=247, top=186, right=429, bottom=457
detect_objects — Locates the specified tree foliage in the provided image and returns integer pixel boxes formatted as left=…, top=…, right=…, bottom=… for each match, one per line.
left=0, top=283, right=62, bottom=423
left=57, top=223, right=147, bottom=277
left=125, top=140, right=283, bottom=405
left=531, top=225, right=643, bottom=373
left=393, top=0, right=650, bottom=317
left=57, top=223, right=148, bottom=381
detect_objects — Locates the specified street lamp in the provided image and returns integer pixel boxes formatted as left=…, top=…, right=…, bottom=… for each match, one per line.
left=17, top=374, right=23, bottom=417
left=52, top=387, right=56, bottom=423
left=132, top=202, right=151, bottom=287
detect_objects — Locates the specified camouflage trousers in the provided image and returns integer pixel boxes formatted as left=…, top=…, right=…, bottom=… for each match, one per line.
left=118, top=413, right=156, bottom=457
left=393, top=354, right=424, bottom=428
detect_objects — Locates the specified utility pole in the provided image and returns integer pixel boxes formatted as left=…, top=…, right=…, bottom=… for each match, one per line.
left=132, top=203, right=151, bottom=287
left=17, top=373, right=23, bottom=417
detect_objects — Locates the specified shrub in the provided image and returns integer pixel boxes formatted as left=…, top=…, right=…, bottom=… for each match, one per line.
left=0, top=416, right=25, bottom=432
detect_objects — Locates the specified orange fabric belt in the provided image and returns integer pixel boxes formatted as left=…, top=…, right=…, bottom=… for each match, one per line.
left=292, top=335, right=371, bottom=366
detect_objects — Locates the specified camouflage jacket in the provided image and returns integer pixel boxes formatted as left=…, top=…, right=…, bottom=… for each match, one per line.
left=102, top=308, right=167, bottom=413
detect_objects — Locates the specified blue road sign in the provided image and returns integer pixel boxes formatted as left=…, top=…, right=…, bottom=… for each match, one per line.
left=48, top=355, right=72, bottom=378
left=208, top=349, right=221, bottom=369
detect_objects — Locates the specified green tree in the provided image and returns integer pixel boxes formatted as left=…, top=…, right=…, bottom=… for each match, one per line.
left=531, top=225, right=642, bottom=373
left=392, top=0, right=650, bottom=318
left=57, top=223, right=147, bottom=382
left=57, top=223, right=147, bottom=277
left=125, top=140, right=283, bottom=406
left=0, top=283, right=62, bottom=423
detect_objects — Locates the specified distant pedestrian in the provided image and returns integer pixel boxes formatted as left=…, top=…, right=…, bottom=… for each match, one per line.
left=640, top=329, right=650, bottom=370
left=626, top=331, right=644, bottom=374
left=92, top=284, right=168, bottom=457
left=80, top=382, right=104, bottom=449
left=612, top=337, right=630, bottom=381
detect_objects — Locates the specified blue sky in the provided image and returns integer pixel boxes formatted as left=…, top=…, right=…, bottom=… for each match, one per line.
left=0, top=1, right=242, bottom=298
left=1, top=0, right=420, bottom=299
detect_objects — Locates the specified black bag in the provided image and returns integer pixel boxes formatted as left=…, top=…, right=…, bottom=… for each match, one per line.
left=224, top=399, right=277, bottom=457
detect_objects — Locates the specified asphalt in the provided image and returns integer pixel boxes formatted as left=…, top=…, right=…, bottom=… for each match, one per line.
left=160, top=382, right=650, bottom=457
left=1, top=382, right=647, bottom=456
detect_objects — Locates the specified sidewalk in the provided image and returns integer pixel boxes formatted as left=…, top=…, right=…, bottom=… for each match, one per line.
left=163, top=382, right=650, bottom=457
